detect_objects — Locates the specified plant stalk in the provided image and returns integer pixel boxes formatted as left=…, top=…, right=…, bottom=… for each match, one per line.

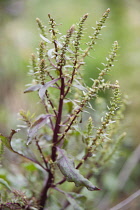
left=38, top=172, right=53, bottom=210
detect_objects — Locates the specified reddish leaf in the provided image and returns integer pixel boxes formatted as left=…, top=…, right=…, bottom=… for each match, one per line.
left=27, top=114, right=52, bottom=144
left=39, top=78, right=60, bottom=99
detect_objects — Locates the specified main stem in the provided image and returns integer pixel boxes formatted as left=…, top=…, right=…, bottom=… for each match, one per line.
left=38, top=75, right=65, bottom=210
left=51, top=76, right=65, bottom=161
left=38, top=173, right=53, bottom=210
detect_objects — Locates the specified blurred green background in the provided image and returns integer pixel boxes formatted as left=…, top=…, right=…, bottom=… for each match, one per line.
left=0, top=0, right=140, bottom=209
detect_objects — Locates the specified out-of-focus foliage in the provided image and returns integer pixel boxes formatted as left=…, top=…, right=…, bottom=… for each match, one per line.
left=0, top=0, right=140, bottom=209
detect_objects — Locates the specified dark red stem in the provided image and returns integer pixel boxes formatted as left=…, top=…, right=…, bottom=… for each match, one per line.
left=38, top=174, right=53, bottom=210
left=38, top=73, right=65, bottom=209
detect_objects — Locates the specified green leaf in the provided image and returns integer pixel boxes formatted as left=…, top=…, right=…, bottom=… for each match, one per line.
left=0, top=140, right=4, bottom=162
left=0, top=131, right=44, bottom=167
left=24, top=84, right=42, bottom=93
left=0, top=178, right=11, bottom=190
left=0, top=132, right=15, bottom=152
left=56, top=148, right=100, bottom=191
left=0, top=135, right=11, bottom=150
left=27, top=114, right=52, bottom=144
left=39, top=78, right=60, bottom=99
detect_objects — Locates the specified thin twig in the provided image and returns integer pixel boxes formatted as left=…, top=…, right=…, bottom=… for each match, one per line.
left=117, top=144, right=140, bottom=190
left=41, top=99, right=54, bottom=130
left=55, top=103, right=85, bottom=144
left=110, top=189, right=140, bottom=210
left=55, top=177, right=66, bottom=186
left=45, top=65, right=60, bottom=89
left=45, top=91, right=58, bottom=117
left=35, top=139, right=49, bottom=170
left=47, top=57, right=58, bottom=70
